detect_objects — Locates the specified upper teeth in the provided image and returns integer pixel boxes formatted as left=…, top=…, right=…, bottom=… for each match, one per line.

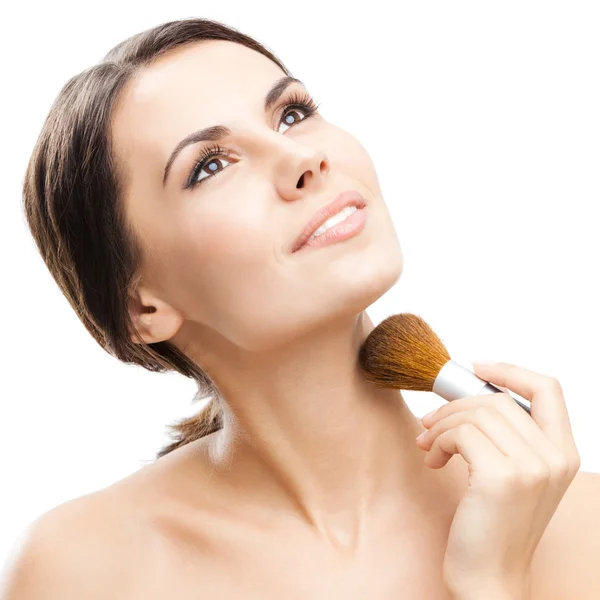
left=309, top=205, right=357, bottom=240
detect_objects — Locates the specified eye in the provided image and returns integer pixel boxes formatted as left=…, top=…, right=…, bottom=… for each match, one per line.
left=186, top=91, right=321, bottom=189
left=277, top=90, right=320, bottom=134
left=278, top=107, right=308, bottom=133
left=190, top=150, right=233, bottom=187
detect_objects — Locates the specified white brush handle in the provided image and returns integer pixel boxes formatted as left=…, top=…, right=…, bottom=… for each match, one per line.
left=432, top=359, right=531, bottom=415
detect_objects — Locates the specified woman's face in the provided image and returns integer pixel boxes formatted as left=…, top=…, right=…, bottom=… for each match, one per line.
left=112, top=40, right=403, bottom=352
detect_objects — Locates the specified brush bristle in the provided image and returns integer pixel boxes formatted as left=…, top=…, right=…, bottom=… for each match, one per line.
left=358, top=313, right=451, bottom=391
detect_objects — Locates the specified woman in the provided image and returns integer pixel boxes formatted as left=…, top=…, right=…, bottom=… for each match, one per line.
left=5, top=17, right=599, bottom=600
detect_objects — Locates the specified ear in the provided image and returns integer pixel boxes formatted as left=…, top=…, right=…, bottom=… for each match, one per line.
left=127, top=285, right=184, bottom=345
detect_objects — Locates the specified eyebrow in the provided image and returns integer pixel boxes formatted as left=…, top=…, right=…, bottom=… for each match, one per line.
left=162, top=75, right=304, bottom=187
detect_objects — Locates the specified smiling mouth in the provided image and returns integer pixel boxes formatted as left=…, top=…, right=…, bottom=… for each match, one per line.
left=293, top=205, right=367, bottom=252
left=292, top=190, right=367, bottom=253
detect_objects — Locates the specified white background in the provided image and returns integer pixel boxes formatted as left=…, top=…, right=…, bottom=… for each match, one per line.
left=1, top=0, right=598, bottom=568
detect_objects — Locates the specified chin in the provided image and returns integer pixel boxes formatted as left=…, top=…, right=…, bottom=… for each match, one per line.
left=336, top=229, right=403, bottom=288
left=326, top=247, right=404, bottom=321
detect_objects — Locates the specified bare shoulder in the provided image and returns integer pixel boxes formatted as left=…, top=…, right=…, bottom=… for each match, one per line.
left=0, top=442, right=220, bottom=600
left=531, top=470, right=600, bottom=600
left=0, top=448, right=189, bottom=600
left=0, top=488, right=143, bottom=600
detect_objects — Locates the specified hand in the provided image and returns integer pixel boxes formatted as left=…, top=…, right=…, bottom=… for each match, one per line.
left=415, top=361, right=581, bottom=598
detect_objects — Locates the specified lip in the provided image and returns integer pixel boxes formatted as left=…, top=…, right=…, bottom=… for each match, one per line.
left=291, top=190, right=367, bottom=253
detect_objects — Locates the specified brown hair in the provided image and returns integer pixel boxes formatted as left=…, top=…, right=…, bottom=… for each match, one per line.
left=22, top=18, right=292, bottom=459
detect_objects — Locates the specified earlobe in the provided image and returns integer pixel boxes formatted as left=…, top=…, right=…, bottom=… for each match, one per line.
left=128, top=311, right=156, bottom=344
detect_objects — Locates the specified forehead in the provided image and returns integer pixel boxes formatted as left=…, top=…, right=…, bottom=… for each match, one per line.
left=111, top=40, right=286, bottom=169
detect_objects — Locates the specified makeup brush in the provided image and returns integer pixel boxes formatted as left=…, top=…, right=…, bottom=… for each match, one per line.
left=358, top=313, right=531, bottom=414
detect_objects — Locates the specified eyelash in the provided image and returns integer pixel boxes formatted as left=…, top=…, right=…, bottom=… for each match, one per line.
left=185, top=91, right=321, bottom=190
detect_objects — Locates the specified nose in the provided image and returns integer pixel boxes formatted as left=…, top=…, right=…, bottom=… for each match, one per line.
left=274, top=140, right=330, bottom=201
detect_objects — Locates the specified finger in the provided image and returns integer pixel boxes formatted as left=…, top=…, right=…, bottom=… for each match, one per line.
left=421, top=406, right=546, bottom=471
left=472, top=361, right=576, bottom=452
left=426, top=422, right=506, bottom=471
left=423, top=393, right=574, bottom=469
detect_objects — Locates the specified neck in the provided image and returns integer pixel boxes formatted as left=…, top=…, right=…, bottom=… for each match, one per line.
left=181, top=311, right=436, bottom=551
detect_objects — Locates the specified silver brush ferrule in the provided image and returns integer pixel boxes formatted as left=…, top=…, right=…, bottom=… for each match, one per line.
left=432, top=359, right=531, bottom=414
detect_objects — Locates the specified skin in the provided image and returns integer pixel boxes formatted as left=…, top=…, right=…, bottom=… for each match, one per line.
left=111, top=39, right=464, bottom=596
left=3, top=40, right=600, bottom=599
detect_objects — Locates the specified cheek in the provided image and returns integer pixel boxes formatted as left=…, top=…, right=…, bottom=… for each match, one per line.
left=167, top=204, right=303, bottom=348
left=168, top=207, right=281, bottom=318
left=325, top=126, right=383, bottom=196
left=195, top=210, right=265, bottom=261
